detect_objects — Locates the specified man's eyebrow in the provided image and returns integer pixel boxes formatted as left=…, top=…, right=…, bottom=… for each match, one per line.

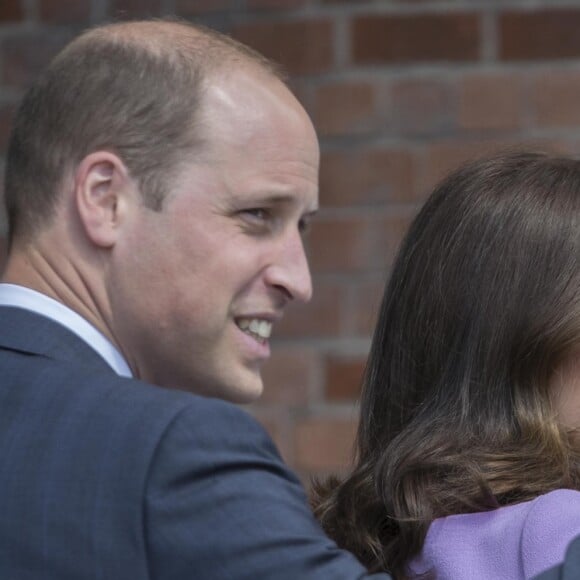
left=237, top=192, right=319, bottom=213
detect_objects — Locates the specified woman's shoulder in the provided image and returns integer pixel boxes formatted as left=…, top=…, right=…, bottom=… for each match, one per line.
left=527, top=488, right=580, bottom=511
left=410, top=490, right=580, bottom=579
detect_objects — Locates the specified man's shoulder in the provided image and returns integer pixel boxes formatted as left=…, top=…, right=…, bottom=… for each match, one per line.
left=0, top=303, right=243, bottom=429
left=0, top=312, right=261, bottom=474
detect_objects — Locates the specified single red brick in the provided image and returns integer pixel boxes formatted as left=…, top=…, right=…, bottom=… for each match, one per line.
left=500, top=10, right=580, bottom=61
left=295, top=416, right=357, bottom=472
left=175, top=0, right=236, bottom=15
left=390, top=77, right=455, bottom=136
left=40, top=0, right=90, bottom=24
left=307, top=217, right=374, bottom=274
left=287, top=80, right=312, bottom=111
left=246, top=0, right=310, bottom=9
left=352, top=13, right=480, bottom=64
left=323, top=0, right=438, bottom=3
left=312, top=81, right=378, bottom=137
left=231, top=19, right=334, bottom=75
left=0, top=104, right=17, bottom=154
left=324, top=356, right=366, bottom=401
left=251, top=409, right=294, bottom=465
left=0, top=160, right=5, bottom=220
left=351, top=276, right=386, bottom=337
left=370, top=214, right=415, bottom=269
left=423, top=138, right=580, bottom=195
left=320, top=147, right=418, bottom=206
left=110, top=0, right=163, bottom=18
left=423, top=139, right=515, bottom=192
left=459, top=73, right=524, bottom=131
left=531, top=71, right=580, bottom=128
left=307, top=214, right=413, bottom=275
left=276, top=278, right=344, bottom=338
left=0, top=236, right=6, bottom=263
left=0, top=0, right=23, bottom=22
left=259, top=348, right=321, bottom=406
left=2, top=33, right=72, bottom=87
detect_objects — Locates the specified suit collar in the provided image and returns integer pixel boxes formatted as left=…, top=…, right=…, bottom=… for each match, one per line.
left=0, top=284, right=132, bottom=376
left=0, top=306, right=115, bottom=374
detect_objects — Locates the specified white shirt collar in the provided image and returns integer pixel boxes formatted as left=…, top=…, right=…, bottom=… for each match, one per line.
left=0, top=283, right=132, bottom=377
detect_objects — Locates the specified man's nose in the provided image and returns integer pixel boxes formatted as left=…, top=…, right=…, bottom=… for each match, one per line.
left=264, top=231, right=313, bottom=303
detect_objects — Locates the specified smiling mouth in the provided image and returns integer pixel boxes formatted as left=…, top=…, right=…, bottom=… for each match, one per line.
left=236, top=318, right=273, bottom=344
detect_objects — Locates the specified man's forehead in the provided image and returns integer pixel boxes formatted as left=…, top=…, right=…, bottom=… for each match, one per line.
left=200, top=66, right=313, bottom=143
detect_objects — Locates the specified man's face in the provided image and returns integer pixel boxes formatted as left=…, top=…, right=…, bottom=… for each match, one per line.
left=110, top=68, right=320, bottom=402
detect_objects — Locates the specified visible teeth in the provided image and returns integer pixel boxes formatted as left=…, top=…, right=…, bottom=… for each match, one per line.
left=237, top=318, right=272, bottom=339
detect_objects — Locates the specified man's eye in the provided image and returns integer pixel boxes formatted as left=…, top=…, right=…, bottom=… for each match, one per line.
left=238, top=208, right=274, bottom=234
left=242, top=208, right=269, bottom=221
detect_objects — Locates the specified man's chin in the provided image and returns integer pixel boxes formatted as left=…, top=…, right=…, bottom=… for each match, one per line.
left=221, top=380, right=264, bottom=405
left=159, top=366, right=264, bottom=404
left=196, top=373, right=264, bottom=405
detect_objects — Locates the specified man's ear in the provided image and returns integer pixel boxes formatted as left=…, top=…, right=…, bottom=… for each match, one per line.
left=74, top=151, right=134, bottom=248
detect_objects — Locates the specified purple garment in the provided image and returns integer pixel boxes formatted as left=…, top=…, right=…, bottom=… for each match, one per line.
left=409, top=489, right=580, bottom=579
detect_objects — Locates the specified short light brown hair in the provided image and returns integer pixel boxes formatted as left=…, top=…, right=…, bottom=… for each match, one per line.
left=4, top=19, right=283, bottom=242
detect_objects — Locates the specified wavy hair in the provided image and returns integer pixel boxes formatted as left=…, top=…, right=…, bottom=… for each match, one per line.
left=314, top=152, right=580, bottom=578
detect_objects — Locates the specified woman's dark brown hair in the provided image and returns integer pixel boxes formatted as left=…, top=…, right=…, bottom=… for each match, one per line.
left=314, top=152, right=580, bottom=578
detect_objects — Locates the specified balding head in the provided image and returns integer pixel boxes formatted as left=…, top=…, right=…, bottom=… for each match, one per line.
left=80, top=19, right=281, bottom=73
left=4, top=19, right=283, bottom=244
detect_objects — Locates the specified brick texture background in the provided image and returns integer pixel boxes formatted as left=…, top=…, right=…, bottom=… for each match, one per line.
left=2, top=0, right=580, bottom=485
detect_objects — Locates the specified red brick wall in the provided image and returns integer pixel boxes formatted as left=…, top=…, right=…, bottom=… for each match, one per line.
left=3, top=0, right=580, bottom=483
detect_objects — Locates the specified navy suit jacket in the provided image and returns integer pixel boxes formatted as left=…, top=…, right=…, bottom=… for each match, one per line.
left=0, top=306, right=390, bottom=579
left=534, top=536, right=580, bottom=579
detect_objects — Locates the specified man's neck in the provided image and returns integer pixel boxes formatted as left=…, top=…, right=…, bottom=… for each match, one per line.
left=3, top=237, right=120, bottom=364
left=0, top=282, right=132, bottom=377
